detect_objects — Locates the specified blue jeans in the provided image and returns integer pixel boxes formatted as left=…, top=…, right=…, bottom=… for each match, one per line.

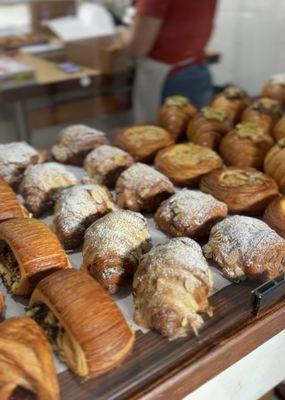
left=161, top=62, right=213, bottom=109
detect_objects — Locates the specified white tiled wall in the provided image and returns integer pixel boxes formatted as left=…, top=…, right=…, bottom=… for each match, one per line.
left=208, top=0, right=285, bottom=95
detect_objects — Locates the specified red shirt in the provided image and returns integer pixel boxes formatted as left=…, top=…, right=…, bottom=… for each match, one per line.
left=136, top=0, right=217, bottom=65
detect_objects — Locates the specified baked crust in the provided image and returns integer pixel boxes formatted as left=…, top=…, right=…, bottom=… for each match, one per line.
left=133, top=237, right=213, bottom=338
left=203, top=215, right=285, bottom=282
left=0, top=218, right=71, bottom=296
left=155, top=189, right=228, bottom=240
left=263, top=196, right=285, bottom=238
left=0, top=178, right=29, bottom=221
left=52, top=124, right=109, bottom=165
left=116, top=163, right=174, bottom=212
left=273, top=116, right=285, bottom=142
left=262, top=79, right=285, bottom=108
left=54, top=184, right=116, bottom=250
left=0, top=317, right=59, bottom=400
left=0, top=292, right=4, bottom=316
left=155, top=143, right=222, bottom=186
left=84, top=145, right=134, bottom=188
left=29, top=269, right=135, bottom=378
left=264, top=139, right=285, bottom=193
left=115, top=125, right=174, bottom=163
left=200, top=167, right=279, bottom=215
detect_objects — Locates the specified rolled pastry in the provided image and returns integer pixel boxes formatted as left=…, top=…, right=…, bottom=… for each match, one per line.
left=0, top=178, right=29, bottom=222
left=264, top=139, right=285, bottom=194
left=273, top=116, right=285, bottom=142
left=262, top=78, right=285, bottom=108
left=263, top=196, right=285, bottom=238
left=28, top=269, right=135, bottom=378
left=0, top=292, right=4, bottom=316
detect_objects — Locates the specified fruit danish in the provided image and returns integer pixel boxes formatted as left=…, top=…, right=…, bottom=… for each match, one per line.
left=263, top=196, right=285, bottom=238
left=0, top=178, right=29, bottom=221
left=264, top=139, right=285, bottom=193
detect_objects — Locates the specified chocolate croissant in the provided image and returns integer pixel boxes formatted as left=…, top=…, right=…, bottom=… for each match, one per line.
left=219, top=122, right=274, bottom=169
left=203, top=215, right=285, bottom=282
left=54, top=184, right=116, bottom=249
left=82, top=209, right=152, bottom=293
left=0, top=317, right=59, bottom=400
left=0, top=178, right=29, bottom=222
left=262, top=79, right=285, bottom=108
left=133, top=238, right=213, bottom=338
left=159, top=95, right=198, bottom=139
left=263, top=196, right=285, bottom=238
left=28, top=269, right=134, bottom=378
left=0, top=292, right=4, bottom=316
left=264, top=139, right=285, bottom=194
left=273, top=116, right=285, bottom=142
left=0, top=218, right=71, bottom=296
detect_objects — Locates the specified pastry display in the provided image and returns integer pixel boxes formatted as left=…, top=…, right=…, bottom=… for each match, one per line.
left=133, top=237, right=213, bottom=338
left=19, top=162, right=79, bottom=215
left=186, top=107, right=232, bottom=150
left=116, top=163, right=174, bottom=212
left=0, top=178, right=29, bottom=222
left=211, top=86, right=250, bottom=124
left=28, top=269, right=135, bottom=378
left=200, top=167, right=279, bottom=215
left=203, top=215, right=285, bottom=282
left=219, top=122, right=274, bottom=169
left=263, top=196, right=285, bottom=238
left=51, top=124, right=109, bottom=165
left=264, top=139, right=285, bottom=193
left=155, top=143, right=223, bottom=186
left=0, top=141, right=39, bottom=188
left=154, top=189, right=228, bottom=240
left=115, top=125, right=174, bottom=163
left=84, top=144, right=134, bottom=188
left=0, top=292, right=4, bottom=316
left=159, top=95, right=198, bottom=139
left=54, top=184, right=116, bottom=249
left=272, top=116, right=285, bottom=142
left=0, top=218, right=71, bottom=296
left=82, top=210, right=152, bottom=293
left=262, top=77, right=285, bottom=108
left=0, top=317, right=59, bottom=400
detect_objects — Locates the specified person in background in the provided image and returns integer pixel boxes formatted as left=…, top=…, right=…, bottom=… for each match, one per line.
left=118, top=0, right=218, bottom=123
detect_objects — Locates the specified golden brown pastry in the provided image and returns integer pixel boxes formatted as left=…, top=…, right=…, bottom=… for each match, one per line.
left=219, top=122, right=274, bottom=169
left=200, top=167, right=279, bottom=215
left=115, top=125, right=174, bottom=163
left=264, top=139, right=285, bottom=193
left=211, top=86, right=250, bottom=124
left=133, top=237, right=213, bottom=338
left=186, top=107, right=232, bottom=150
left=242, top=97, right=281, bottom=135
left=0, top=317, right=59, bottom=400
left=262, top=78, right=285, bottom=108
left=84, top=144, right=134, bottom=188
left=159, top=95, right=198, bottom=139
left=0, top=178, right=29, bottom=222
left=82, top=210, right=151, bottom=293
left=0, top=218, right=71, bottom=296
left=272, top=116, right=285, bottom=142
left=51, top=124, right=109, bottom=165
left=155, top=143, right=223, bottom=187
left=116, top=163, right=174, bottom=212
left=155, top=189, right=228, bottom=240
left=203, top=215, right=285, bottom=282
left=54, top=184, right=116, bottom=250
left=263, top=196, right=285, bottom=238
left=0, top=292, right=4, bottom=316
left=19, top=162, right=79, bottom=215
left=28, top=269, right=134, bottom=378
left=0, top=142, right=39, bottom=188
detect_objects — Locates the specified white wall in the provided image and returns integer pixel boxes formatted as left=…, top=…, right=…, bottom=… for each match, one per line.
left=208, top=0, right=285, bottom=95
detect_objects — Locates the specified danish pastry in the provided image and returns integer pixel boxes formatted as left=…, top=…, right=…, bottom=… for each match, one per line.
left=0, top=218, right=71, bottom=296
left=155, top=189, right=228, bottom=240
left=133, top=237, right=213, bottom=338
left=264, top=139, right=285, bottom=193
left=263, top=196, right=285, bottom=238
left=28, top=269, right=134, bottom=378
left=262, top=78, right=285, bottom=108
left=272, top=116, right=285, bottom=142
left=116, top=163, right=174, bottom=212
left=200, top=167, right=279, bottom=215
left=0, top=178, right=29, bottom=221
left=82, top=210, right=152, bottom=293
left=203, top=215, right=285, bottom=282
left=155, top=143, right=222, bottom=186
left=52, top=124, right=109, bottom=165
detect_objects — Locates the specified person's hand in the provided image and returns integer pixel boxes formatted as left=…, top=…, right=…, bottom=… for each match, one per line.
left=116, top=25, right=133, bottom=47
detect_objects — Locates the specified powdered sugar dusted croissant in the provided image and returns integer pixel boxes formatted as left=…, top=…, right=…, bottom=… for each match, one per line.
left=203, top=215, right=285, bottom=282
left=0, top=178, right=29, bottom=222
left=82, top=210, right=152, bottom=293
left=133, top=237, right=213, bottom=338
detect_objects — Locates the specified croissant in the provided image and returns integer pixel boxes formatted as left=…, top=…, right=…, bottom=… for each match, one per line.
left=133, top=237, right=213, bottom=338
left=263, top=196, right=285, bottom=238
left=28, top=269, right=134, bottom=378
left=51, top=124, right=109, bottom=165
left=159, top=95, right=198, bottom=139
left=264, top=139, right=285, bottom=193
left=82, top=209, right=152, bottom=293
left=0, top=292, right=4, bottom=316
left=54, top=184, right=116, bottom=249
left=262, top=79, right=285, bottom=108
left=0, top=178, right=29, bottom=222
left=0, top=218, right=71, bottom=296
left=200, top=167, right=279, bottom=215
left=154, top=143, right=223, bottom=187
left=219, top=122, right=274, bottom=169
left=186, top=107, right=232, bottom=150
left=203, top=215, right=285, bottom=282
left=211, top=86, right=250, bottom=124
left=272, top=116, right=285, bottom=142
